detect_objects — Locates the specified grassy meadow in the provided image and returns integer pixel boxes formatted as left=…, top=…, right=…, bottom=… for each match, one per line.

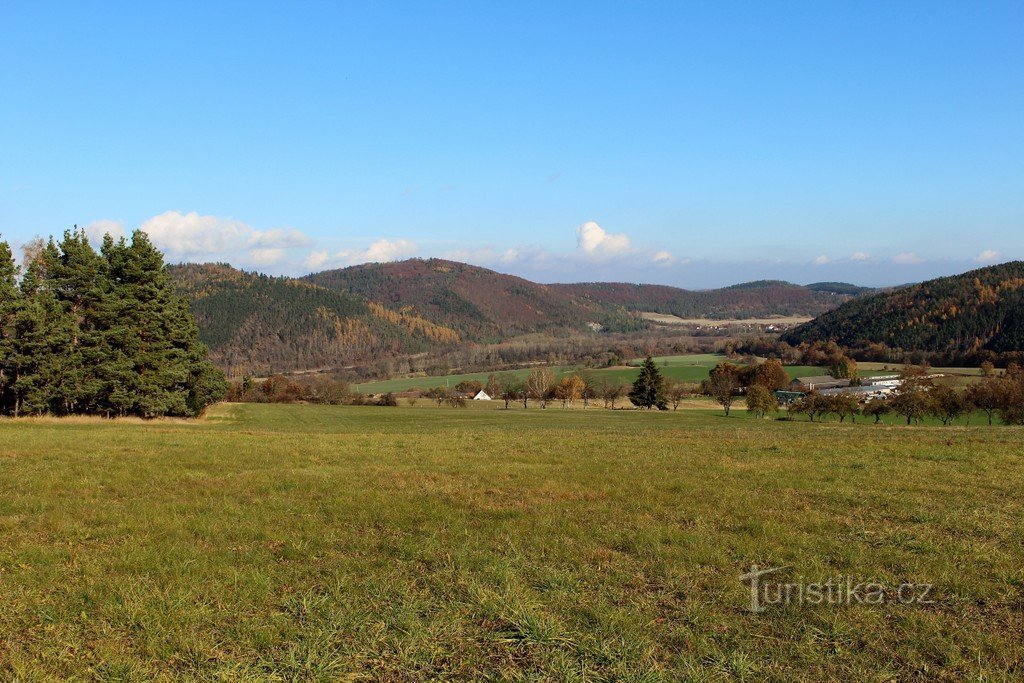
left=1, top=404, right=1022, bottom=680
left=355, top=354, right=828, bottom=393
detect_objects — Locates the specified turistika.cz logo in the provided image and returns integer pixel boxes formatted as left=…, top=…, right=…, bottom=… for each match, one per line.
left=740, top=564, right=935, bottom=613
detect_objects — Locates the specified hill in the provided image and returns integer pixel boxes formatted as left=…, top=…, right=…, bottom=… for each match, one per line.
left=305, top=259, right=596, bottom=341
left=170, top=259, right=866, bottom=374
left=553, top=279, right=858, bottom=321
left=307, top=259, right=862, bottom=338
left=782, top=261, right=1024, bottom=359
left=169, top=263, right=460, bottom=375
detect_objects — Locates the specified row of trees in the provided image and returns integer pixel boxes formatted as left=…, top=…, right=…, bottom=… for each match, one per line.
left=0, top=230, right=225, bottom=417
left=412, top=359, right=697, bottom=411
left=734, top=336, right=1024, bottom=376
left=225, top=373, right=401, bottom=407
left=778, top=369, right=1024, bottom=426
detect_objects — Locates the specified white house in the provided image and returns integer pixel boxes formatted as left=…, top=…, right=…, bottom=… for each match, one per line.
left=472, top=390, right=492, bottom=401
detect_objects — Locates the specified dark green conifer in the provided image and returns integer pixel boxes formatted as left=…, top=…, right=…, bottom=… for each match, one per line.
left=1, top=228, right=225, bottom=418
left=629, top=356, right=668, bottom=410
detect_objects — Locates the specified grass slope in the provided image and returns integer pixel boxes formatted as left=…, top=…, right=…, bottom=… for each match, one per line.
left=1, top=405, right=1022, bottom=680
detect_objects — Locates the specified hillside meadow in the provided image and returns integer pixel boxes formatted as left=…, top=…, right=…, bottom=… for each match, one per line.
left=1, top=404, right=1022, bottom=680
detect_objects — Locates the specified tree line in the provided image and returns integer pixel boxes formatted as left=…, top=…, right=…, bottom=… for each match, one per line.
left=0, top=230, right=225, bottom=417
left=717, top=362, right=1024, bottom=426
left=409, top=359, right=696, bottom=411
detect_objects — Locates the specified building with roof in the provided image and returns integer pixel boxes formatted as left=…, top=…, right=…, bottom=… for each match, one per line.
left=791, top=376, right=851, bottom=391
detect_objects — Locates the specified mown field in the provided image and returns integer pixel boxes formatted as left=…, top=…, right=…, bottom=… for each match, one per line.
left=1, top=404, right=1022, bottom=680
left=355, top=354, right=827, bottom=393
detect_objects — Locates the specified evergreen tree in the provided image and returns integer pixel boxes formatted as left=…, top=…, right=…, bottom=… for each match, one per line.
left=8, top=257, right=76, bottom=415
left=629, top=356, right=668, bottom=410
left=0, top=228, right=225, bottom=418
left=48, top=229, right=109, bottom=412
left=0, top=238, right=20, bottom=408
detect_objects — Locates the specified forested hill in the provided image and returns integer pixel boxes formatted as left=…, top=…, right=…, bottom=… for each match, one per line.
left=169, top=263, right=460, bottom=375
left=551, top=279, right=861, bottom=320
left=307, top=259, right=863, bottom=338
left=782, top=261, right=1024, bottom=358
left=305, top=259, right=598, bottom=340
left=170, top=259, right=867, bottom=374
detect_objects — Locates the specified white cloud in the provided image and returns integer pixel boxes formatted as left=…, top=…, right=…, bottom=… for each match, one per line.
left=443, top=247, right=498, bottom=263
left=974, top=249, right=1000, bottom=263
left=498, top=246, right=556, bottom=269
left=247, top=248, right=288, bottom=267
left=500, top=248, right=523, bottom=264
left=363, top=238, right=417, bottom=262
left=138, top=211, right=309, bottom=268
left=304, top=250, right=330, bottom=270
left=651, top=250, right=675, bottom=265
left=575, top=221, right=632, bottom=257
left=813, top=254, right=829, bottom=266
left=892, top=252, right=925, bottom=265
left=83, top=219, right=126, bottom=244
left=850, top=252, right=871, bottom=262
left=304, top=238, right=418, bottom=271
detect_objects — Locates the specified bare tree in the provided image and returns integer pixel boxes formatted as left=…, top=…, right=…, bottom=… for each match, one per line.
left=525, top=367, right=555, bottom=408
left=666, top=380, right=693, bottom=411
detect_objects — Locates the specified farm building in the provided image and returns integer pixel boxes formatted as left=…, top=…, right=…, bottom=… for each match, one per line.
left=817, top=385, right=893, bottom=400
left=862, top=375, right=903, bottom=388
left=792, top=376, right=851, bottom=391
left=472, top=390, right=492, bottom=401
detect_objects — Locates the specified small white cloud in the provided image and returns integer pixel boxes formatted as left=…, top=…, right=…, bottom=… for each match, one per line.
left=252, top=228, right=309, bottom=249
left=304, top=250, right=330, bottom=270
left=974, top=249, right=1000, bottom=263
left=305, top=238, right=418, bottom=270
left=497, top=246, right=555, bottom=269
left=893, top=252, right=925, bottom=265
left=364, top=238, right=417, bottom=262
left=139, top=210, right=309, bottom=258
left=247, top=247, right=287, bottom=267
left=850, top=252, right=871, bottom=262
left=500, top=248, right=522, bottom=264
left=575, top=221, right=632, bottom=258
left=813, top=255, right=829, bottom=266
left=651, top=250, right=675, bottom=265
left=83, top=219, right=125, bottom=244
left=443, top=247, right=497, bottom=264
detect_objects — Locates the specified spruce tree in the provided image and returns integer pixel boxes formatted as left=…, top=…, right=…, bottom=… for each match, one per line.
left=629, top=356, right=668, bottom=410
left=49, top=229, right=109, bottom=412
left=104, top=231, right=224, bottom=417
left=0, top=238, right=20, bottom=409
left=0, top=228, right=225, bottom=418
left=8, top=257, right=76, bottom=415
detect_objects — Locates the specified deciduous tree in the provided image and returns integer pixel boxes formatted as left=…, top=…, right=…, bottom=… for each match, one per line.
left=745, top=384, right=778, bottom=419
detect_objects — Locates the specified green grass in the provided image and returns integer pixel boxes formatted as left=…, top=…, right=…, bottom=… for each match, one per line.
left=356, top=354, right=828, bottom=393
left=1, top=405, right=1022, bottom=680
left=356, top=356, right=995, bottom=394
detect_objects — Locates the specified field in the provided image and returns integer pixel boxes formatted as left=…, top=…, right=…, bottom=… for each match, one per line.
left=638, top=313, right=813, bottom=325
left=355, top=354, right=827, bottom=394
left=1, top=404, right=1022, bottom=680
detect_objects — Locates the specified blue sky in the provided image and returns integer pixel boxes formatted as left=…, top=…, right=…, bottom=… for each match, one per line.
left=2, top=1, right=1022, bottom=287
